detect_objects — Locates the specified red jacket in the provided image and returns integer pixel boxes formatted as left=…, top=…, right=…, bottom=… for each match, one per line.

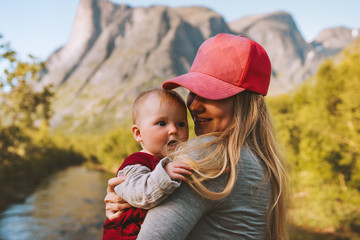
left=102, top=152, right=160, bottom=240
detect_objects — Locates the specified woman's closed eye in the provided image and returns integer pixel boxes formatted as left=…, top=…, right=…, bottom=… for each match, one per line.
left=189, top=92, right=197, bottom=98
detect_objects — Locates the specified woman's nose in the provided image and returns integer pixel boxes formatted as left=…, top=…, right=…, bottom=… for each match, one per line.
left=187, top=94, right=202, bottom=111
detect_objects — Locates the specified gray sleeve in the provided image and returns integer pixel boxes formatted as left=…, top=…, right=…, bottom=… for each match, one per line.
left=114, top=158, right=181, bottom=209
left=137, top=183, right=213, bottom=240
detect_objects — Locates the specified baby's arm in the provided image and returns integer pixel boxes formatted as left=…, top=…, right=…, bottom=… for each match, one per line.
left=114, top=158, right=190, bottom=209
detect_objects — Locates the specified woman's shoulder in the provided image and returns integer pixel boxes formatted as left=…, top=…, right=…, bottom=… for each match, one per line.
left=239, top=146, right=268, bottom=178
left=188, top=135, right=217, bottom=145
left=185, top=135, right=217, bottom=160
left=240, top=146, right=256, bottom=160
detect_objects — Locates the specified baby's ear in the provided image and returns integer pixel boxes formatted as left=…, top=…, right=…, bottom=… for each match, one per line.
left=131, top=125, right=142, bottom=143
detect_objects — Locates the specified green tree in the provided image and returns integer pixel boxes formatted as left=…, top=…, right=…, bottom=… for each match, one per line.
left=98, top=127, right=141, bottom=172
left=268, top=47, right=360, bottom=234
left=0, top=34, right=85, bottom=211
left=0, top=34, right=53, bottom=129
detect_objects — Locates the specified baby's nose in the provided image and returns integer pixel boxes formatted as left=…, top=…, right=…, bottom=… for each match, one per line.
left=168, top=124, right=177, bottom=134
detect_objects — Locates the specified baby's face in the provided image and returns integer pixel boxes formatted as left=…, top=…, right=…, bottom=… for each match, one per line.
left=135, top=94, right=188, bottom=158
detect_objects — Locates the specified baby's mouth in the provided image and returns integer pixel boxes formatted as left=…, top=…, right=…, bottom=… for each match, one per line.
left=167, top=140, right=178, bottom=146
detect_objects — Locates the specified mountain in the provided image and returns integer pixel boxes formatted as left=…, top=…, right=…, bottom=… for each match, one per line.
left=228, top=12, right=359, bottom=95
left=311, top=26, right=360, bottom=55
left=37, top=0, right=359, bottom=133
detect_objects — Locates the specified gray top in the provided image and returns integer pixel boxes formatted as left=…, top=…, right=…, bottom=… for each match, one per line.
left=137, top=136, right=272, bottom=240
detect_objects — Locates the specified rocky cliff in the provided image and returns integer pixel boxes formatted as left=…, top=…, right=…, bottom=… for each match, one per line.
left=38, top=0, right=359, bottom=133
left=228, top=12, right=358, bottom=95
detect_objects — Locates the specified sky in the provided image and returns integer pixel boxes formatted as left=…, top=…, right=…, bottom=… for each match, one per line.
left=0, top=0, right=359, bottom=61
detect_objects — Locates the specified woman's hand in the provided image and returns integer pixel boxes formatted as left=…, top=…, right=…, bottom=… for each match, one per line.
left=104, top=176, right=131, bottom=220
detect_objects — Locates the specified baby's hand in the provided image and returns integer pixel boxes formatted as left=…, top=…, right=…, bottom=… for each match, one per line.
left=165, top=161, right=192, bottom=181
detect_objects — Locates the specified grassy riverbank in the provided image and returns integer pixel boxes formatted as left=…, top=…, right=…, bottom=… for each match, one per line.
left=0, top=131, right=86, bottom=212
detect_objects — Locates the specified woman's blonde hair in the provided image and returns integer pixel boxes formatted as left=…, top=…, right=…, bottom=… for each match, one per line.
left=171, top=91, right=288, bottom=240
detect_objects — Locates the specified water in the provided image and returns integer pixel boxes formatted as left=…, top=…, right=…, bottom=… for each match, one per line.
left=1, top=166, right=353, bottom=240
left=0, top=166, right=112, bottom=240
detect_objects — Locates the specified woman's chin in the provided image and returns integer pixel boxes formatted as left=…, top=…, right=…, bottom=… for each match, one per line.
left=195, top=126, right=211, bottom=136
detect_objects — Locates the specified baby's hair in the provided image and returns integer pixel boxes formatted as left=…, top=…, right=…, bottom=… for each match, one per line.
left=132, top=88, right=186, bottom=124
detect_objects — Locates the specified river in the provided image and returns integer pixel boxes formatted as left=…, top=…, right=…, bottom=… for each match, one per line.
left=0, top=165, right=347, bottom=240
left=0, top=166, right=113, bottom=240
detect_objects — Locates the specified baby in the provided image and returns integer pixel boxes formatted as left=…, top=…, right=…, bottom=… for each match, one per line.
left=102, top=89, right=191, bottom=240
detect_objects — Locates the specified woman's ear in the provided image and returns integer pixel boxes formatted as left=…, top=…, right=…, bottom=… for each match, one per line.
left=132, top=125, right=142, bottom=143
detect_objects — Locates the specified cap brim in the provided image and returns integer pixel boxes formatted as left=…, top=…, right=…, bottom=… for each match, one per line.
left=162, top=72, right=245, bottom=100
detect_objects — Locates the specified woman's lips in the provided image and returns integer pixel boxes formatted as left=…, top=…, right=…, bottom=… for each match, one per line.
left=194, top=117, right=212, bottom=124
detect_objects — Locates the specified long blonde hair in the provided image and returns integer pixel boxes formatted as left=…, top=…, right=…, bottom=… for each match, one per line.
left=171, top=91, right=288, bottom=240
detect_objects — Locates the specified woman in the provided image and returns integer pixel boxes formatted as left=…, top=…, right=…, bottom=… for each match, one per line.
left=105, top=33, right=288, bottom=240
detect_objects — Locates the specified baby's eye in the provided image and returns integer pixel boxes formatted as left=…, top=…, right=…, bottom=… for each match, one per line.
left=178, top=122, right=186, bottom=127
left=157, top=121, right=166, bottom=126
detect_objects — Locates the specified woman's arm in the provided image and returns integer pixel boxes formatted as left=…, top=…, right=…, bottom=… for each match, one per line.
left=137, top=183, right=213, bottom=240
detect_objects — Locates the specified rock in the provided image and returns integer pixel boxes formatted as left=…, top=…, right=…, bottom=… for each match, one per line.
left=38, top=0, right=359, bottom=133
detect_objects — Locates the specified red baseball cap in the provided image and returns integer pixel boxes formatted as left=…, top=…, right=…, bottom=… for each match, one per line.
left=162, top=33, right=271, bottom=99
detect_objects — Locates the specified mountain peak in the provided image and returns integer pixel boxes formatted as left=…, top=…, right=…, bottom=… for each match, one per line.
left=312, top=26, right=360, bottom=50
left=37, top=3, right=353, bottom=133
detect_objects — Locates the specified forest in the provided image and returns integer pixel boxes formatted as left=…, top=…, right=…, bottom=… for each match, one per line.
left=0, top=34, right=359, bottom=239
left=268, top=46, right=360, bottom=238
